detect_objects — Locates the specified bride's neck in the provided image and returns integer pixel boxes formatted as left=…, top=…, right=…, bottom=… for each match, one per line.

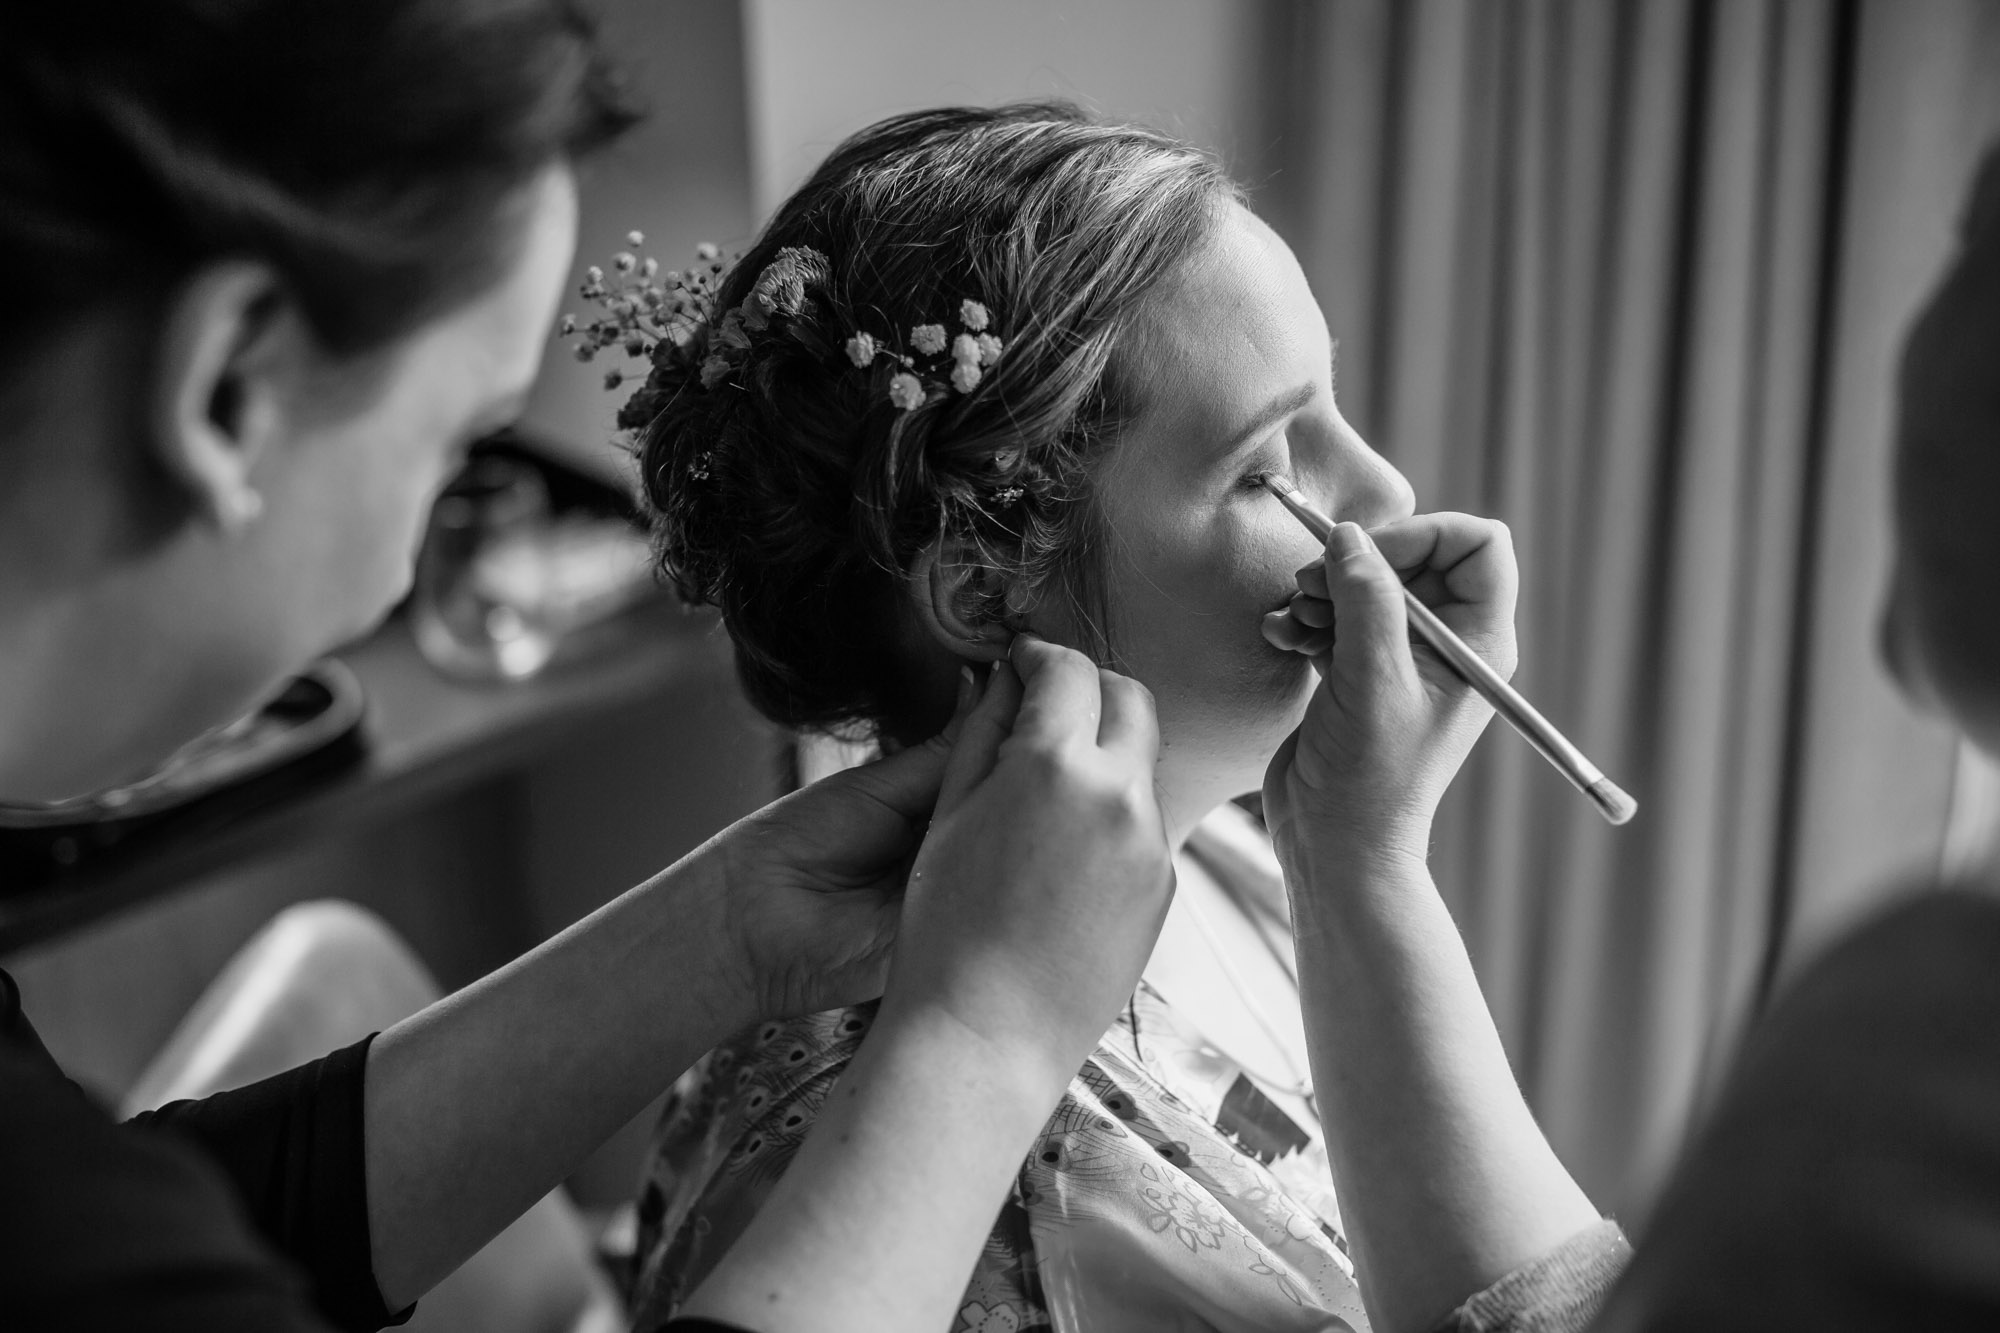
left=1155, top=758, right=1258, bottom=852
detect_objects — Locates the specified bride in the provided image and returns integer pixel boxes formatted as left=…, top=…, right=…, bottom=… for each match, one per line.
left=613, top=102, right=1609, bottom=1333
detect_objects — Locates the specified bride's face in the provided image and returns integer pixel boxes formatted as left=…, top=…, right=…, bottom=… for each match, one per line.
left=1042, top=203, right=1413, bottom=830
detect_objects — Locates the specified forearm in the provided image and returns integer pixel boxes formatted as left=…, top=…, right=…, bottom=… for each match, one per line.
left=1287, top=844, right=1599, bottom=1333
left=363, top=850, right=744, bottom=1310
left=679, top=1003, right=1069, bottom=1333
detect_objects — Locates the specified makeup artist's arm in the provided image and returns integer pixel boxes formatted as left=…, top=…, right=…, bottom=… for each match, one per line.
left=359, top=725, right=958, bottom=1311
left=678, top=637, right=1175, bottom=1333
left=1263, top=514, right=1619, bottom=1333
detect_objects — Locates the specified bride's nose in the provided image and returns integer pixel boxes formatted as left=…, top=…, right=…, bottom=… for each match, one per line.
left=1332, top=436, right=1416, bottom=530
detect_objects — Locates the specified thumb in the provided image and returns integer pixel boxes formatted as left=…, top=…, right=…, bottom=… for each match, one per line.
left=1323, top=522, right=1418, bottom=699
left=828, top=732, right=951, bottom=823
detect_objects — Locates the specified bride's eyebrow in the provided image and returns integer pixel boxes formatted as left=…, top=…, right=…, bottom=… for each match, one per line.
left=1218, top=343, right=1334, bottom=453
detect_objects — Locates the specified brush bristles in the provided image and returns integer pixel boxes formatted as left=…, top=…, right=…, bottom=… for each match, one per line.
left=1586, top=778, right=1638, bottom=826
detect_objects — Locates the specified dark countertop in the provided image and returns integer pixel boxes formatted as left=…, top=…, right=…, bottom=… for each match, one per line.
left=0, top=604, right=734, bottom=955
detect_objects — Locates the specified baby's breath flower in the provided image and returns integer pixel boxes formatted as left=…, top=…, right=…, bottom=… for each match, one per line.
left=911, top=324, right=947, bottom=356
left=559, top=314, right=577, bottom=336
left=626, top=230, right=646, bottom=247
left=574, top=344, right=596, bottom=362
left=613, top=251, right=637, bottom=273
left=585, top=265, right=604, bottom=284
left=700, top=354, right=733, bottom=389
left=951, top=332, right=981, bottom=366
left=974, top=333, right=1004, bottom=366
left=845, top=332, right=878, bottom=368
left=992, top=485, right=1025, bottom=506
left=624, top=335, right=648, bottom=356
left=603, top=368, right=625, bottom=389
left=640, top=257, right=659, bottom=279
left=695, top=242, right=720, bottom=262
left=960, top=299, right=991, bottom=332
left=888, top=372, right=925, bottom=411
left=950, top=361, right=982, bottom=394
left=689, top=450, right=712, bottom=481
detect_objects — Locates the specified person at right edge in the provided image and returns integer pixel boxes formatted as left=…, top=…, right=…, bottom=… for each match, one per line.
left=671, top=145, right=2000, bottom=1333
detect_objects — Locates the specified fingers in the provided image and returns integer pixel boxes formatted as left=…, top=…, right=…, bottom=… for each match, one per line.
left=938, top=659, right=980, bottom=746
left=1007, top=633, right=1104, bottom=751
left=1319, top=522, right=1418, bottom=693
left=1094, top=669, right=1160, bottom=768
left=1261, top=607, right=1333, bottom=655
left=833, top=735, right=950, bottom=823
left=934, top=661, right=1022, bottom=819
left=1366, top=512, right=1518, bottom=613
left=1281, top=512, right=1517, bottom=650
left=1287, top=589, right=1333, bottom=630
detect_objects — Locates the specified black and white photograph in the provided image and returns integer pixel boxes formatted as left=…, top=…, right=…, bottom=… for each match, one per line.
left=4, top=3, right=1998, bottom=1330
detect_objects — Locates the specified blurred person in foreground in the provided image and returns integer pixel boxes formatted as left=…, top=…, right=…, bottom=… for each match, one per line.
left=1577, top=141, right=2000, bottom=1333
left=0, top=5, right=1171, bottom=1330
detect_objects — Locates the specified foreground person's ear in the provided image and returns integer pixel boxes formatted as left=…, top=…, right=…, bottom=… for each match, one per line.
left=149, top=260, right=306, bottom=535
left=906, top=537, right=1024, bottom=662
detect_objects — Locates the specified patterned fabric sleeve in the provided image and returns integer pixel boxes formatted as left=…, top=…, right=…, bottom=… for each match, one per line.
left=626, top=1005, right=1050, bottom=1333
left=1429, top=1220, right=1632, bottom=1333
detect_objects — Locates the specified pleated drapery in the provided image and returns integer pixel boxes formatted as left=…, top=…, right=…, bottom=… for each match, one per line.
left=1271, top=0, right=2000, bottom=1214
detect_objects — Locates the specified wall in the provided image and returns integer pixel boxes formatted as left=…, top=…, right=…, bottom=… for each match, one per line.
left=521, top=0, right=757, bottom=485
left=743, top=0, right=1292, bottom=215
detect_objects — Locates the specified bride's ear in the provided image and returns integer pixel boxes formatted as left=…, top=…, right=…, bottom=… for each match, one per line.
left=905, top=537, right=1028, bottom=663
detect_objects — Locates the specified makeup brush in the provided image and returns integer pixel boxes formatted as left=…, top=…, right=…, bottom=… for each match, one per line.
left=1258, top=473, right=1636, bottom=826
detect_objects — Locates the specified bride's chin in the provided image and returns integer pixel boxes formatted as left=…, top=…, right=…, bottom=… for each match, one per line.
left=1219, top=671, right=1321, bottom=787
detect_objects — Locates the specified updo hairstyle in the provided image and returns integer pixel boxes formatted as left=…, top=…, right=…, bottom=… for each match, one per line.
left=0, top=0, right=632, bottom=362
left=637, top=102, right=1237, bottom=743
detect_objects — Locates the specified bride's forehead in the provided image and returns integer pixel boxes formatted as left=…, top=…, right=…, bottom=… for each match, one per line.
left=1117, top=208, right=1326, bottom=428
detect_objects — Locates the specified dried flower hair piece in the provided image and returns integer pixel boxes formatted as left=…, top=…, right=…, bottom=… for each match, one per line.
left=560, top=229, right=730, bottom=403
left=562, top=237, right=1013, bottom=492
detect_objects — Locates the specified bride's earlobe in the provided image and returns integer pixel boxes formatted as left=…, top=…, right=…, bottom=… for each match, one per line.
left=907, top=539, right=1019, bottom=662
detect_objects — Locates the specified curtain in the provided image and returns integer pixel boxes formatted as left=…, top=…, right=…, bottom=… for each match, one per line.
left=1272, top=0, right=2000, bottom=1215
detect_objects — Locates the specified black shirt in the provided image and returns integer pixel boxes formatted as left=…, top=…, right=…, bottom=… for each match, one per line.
left=0, top=967, right=408, bottom=1331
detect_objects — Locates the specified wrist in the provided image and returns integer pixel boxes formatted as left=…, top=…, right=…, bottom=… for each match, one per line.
left=872, top=988, right=1085, bottom=1120
left=644, top=841, right=763, bottom=1041
left=1276, top=825, right=1436, bottom=939
left=1269, top=798, right=1430, bottom=879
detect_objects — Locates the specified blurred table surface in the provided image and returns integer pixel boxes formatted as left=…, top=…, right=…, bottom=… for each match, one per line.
left=0, top=604, right=731, bottom=955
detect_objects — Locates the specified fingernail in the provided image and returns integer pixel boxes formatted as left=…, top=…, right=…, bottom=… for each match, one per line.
left=955, top=664, right=976, bottom=714
left=1331, top=522, right=1370, bottom=554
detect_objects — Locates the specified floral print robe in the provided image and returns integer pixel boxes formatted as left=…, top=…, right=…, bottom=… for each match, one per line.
left=629, top=808, right=1368, bottom=1333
